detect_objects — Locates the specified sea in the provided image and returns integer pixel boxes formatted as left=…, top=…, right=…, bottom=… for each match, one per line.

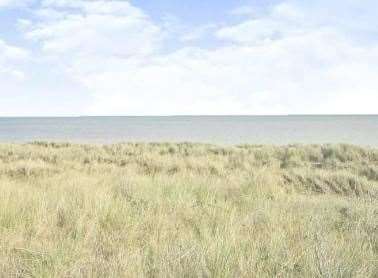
left=0, top=115, right=377, bottom=146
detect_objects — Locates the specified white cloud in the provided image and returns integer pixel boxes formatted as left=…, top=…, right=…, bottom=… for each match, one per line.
left=83, top=32, right=378, bottom=115
left=0, top=39, right=29, bottom=80
left=0, top=68, right=26, bottom=80
left=0, top=39, right=29, bottom=60
left=42, top=0, right=138, bottom=13
left=217, top=3, right=309, bottom=44
left=0, top=0, right=32, bottom=8
left=230, top=6, right=256, bottom=16
left=180, top=24, right=217, bottom=42
left=85, top=1, right=378, bottom=114
left=27, top=0, right=162, bottom=59
left=15, top=0, right=378, bottom=115
left=210, top=1, right=378, bottom=114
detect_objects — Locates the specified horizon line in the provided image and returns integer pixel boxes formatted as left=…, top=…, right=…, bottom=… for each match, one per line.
left=1, top=114, right=378, bottom=118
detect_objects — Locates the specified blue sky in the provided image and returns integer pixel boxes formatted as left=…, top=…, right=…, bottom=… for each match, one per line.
left=0, top=0, right=377, bottom=116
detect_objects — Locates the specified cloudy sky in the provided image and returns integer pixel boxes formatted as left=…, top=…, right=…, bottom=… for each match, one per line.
left=0, top=0, right=377, bottom=116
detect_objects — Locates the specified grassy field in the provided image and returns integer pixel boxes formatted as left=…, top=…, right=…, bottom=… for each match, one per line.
left=0, top=142, right=377, bottom=277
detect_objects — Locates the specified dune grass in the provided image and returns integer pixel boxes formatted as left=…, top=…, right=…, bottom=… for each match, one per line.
left=0, top=142, right=377, bottom=277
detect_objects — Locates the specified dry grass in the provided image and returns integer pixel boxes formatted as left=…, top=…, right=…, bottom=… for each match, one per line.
left=0, top=142, right=377, bottom=277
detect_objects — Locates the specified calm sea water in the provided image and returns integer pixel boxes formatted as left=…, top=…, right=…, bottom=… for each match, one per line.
left=0, top=116, right=377, bottom=146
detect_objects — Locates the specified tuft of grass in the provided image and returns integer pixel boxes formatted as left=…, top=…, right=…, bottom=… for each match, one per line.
left=0, top=143, right=377, bottom=277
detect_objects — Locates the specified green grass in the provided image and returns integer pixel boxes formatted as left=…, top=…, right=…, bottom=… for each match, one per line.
left=0, top=142, right=377, bottom=277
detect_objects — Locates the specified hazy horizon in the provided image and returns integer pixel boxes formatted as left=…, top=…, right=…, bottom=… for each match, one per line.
left=1, top=115, right=377, bottom=145
left=1, top=114, right=378, bottom=118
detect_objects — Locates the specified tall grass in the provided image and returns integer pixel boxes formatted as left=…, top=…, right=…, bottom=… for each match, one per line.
left=0, top=142, right=377, bottom=277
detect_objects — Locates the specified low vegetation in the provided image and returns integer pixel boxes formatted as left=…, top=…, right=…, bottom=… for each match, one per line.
left=0, top=142, right=377, bottom=277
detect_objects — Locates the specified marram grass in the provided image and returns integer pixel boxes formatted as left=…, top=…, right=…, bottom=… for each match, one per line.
left=0, top=142, right=377, bottom=277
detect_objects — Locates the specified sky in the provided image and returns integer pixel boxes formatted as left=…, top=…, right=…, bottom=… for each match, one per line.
left=0, top=0, right=377, bottom=116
